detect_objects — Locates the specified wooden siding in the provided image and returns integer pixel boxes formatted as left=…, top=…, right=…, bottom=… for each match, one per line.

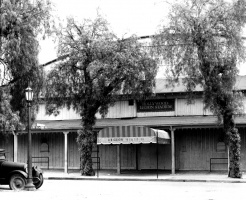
left=17, top=134, right=27, bottom=163
left=68, top=132, right=80, bottom=169
left=99, top=101, right=136, bottom=119
left=175, top=127, right=246, bottom=171
left=98, top=144, right=171, bottom=170
left=98, top=145, right=117, bottom=169
left=36, top=97, right=246, bottom=121
left=242, top=98, right=246, bottom=114
left=36, top=104, right=80, bottom=120
left=138, top=144, right=171, bottom=170
left=17, top=132, right=64, bottom=169
left=238, top=127, right=246, bottom=170
left=98, top=145, right=136, bottom=169
left=0, top=134, right=14, bottom=161
left=2, top=126, right=246, bottom=171
left=175, top=128, right=228, bottom=171
left=176, top=99, right=204, bottom=116
left=37, top=101, right=136, bottom=120
left=121, top=145, right=136, bottom=169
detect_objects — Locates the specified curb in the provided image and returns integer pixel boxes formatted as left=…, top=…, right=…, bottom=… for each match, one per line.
left=44, top=177, right=246, bottom=183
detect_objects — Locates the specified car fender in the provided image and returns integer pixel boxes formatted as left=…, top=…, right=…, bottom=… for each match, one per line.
left=32, top=166, right=43, bottom=177
left=8, top=170, right=28, bottom=180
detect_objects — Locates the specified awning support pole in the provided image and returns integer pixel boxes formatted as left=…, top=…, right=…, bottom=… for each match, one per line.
left=117, top=144, right=121, bottom=174
left=136, top=144, right=139, bottom=170
left=13, top=132, right=18, bottom=162
left=97, top=145, right=99, bottom=178
left=157, top=130, right=159, bottom=179
left=63, top=132, right=69, bottom=174
left=171, top=127, right=175, bottom=174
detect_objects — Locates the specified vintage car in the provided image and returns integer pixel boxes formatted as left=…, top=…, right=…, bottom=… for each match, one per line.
left=0, top=149, right=44, bottom=190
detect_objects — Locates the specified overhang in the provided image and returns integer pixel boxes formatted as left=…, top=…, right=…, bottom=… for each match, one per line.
left=28, top=115, right=246, bottom=133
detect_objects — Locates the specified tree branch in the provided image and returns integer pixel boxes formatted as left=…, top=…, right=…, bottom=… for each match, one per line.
left=39, top=54, right=70, bottom=67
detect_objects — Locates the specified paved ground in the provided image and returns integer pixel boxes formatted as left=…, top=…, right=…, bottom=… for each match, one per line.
left=1, top=179, right=246, bottom=200
left=43, top=169, right=246, bottom=183
left=1, top=170, right=246, bottom=200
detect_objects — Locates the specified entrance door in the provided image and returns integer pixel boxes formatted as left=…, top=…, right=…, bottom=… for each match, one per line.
left=138, top=144, right=171, bottom=170
left=138, top=144, right=157, bottom=170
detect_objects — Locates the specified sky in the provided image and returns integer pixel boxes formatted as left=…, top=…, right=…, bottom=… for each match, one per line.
left=38, top=0, right=170, bottom=68
left=38, top=0, right=246, bottom=76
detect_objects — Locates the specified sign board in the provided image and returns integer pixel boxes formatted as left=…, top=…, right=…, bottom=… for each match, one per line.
left=98, top=137, right=152, bottom=144
left=137, top=99, right=175, bottom=112
left=97, top=136, right=170, bottom=144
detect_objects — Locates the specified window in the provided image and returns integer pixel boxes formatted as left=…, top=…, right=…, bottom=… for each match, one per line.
left=40, top=138, right=49, bottom=152
left=216, top=142, right=226, bottom=152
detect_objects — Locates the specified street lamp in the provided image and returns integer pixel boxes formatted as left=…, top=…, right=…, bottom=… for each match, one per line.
left=25, top=86, right=35, bottom=190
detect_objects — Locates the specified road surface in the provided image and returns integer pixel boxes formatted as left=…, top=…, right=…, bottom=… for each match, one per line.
left=0, top=180, right=245, bottom=200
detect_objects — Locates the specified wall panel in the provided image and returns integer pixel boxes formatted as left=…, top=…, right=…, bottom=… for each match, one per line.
left=17, top=134, right=27, bottom=163
left=0, top=134, right=14, bottom=161
left=98, top=145, right=117, bottom=169
left=5, top=126, right=246, bottom=171
left=138, top=143, right=171, bottom=170
left=37, top=101, right=137, bottom=120
left=17, top=132, right=64, bottom=169
left=36, top=104, right=80, bottom=121
left=176, top=128, right=228, bottom=171
left=177, top=99, right=204, bottom=116
left=104, top=101, right=136, bottom=119
left=239, top=127, right=246, bottom=170
left=68, top=132, right=80, bottom=169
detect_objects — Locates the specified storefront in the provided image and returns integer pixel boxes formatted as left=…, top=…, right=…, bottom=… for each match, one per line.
left=1, top=77, right=246, bottom=174
left=97, top=126, right=170, bottom=174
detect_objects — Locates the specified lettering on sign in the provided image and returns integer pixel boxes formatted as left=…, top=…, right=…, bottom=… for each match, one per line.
left=98, top=137, right=154, bottom=144
left=137, top=99, right=175, bottom=112
left=107, top=137, right=146, bottom=142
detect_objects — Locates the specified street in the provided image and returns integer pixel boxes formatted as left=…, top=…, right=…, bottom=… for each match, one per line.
left=0, top=180, right=245, bottom=200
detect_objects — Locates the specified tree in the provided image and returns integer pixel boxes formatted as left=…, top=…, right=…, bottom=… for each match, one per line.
left=0, top=0, right=52, bottom=130
left=153, top=0, right=246, bottom=178
left=45, top=15, right=158, bottom=176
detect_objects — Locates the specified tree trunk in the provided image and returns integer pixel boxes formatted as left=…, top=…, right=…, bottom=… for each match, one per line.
left=77, top=127, right=95, bottom=176
left=77, top=108, right=96, bottom=176
left=223, top=110, right=242, bottom=178
left=77, top=101, right=97, bottom=176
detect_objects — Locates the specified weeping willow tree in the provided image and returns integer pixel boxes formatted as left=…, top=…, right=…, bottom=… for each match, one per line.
left=153, top=0, right=246, bottom=178
left=0, top=0, right=52, bottom=131
left=45, top=15, right=158, bottom=176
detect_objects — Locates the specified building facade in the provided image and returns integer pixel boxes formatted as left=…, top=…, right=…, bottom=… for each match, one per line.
left=1, top=76, right=246, bottom=174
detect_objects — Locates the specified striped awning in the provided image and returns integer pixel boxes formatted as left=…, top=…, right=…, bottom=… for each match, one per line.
left=97, top=126, right=170, bottom=145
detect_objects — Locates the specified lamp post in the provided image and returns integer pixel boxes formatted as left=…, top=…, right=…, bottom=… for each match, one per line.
left=25, top=86, right=35, bottom=190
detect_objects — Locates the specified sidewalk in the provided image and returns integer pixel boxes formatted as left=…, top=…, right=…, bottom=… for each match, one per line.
left=42, top=169, right=246, bottom=183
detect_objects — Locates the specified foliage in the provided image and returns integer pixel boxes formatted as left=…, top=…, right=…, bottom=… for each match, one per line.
left=153, top=0, right=246, bottom=178
left=0, top=0, right=53, bottom=131
left=0, top=88, right=23, bottom=134
left=45, top=15, right=158, bottom=175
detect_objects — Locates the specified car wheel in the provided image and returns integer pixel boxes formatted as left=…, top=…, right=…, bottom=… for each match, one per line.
left=9, top=174, right=27, bottom=190
left=34, top=174, right=44, bottom=189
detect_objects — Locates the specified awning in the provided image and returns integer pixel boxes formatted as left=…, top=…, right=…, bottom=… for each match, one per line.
left=97, top=126, right=170, bottom=145
left=34, top=115, right=246, bottom=133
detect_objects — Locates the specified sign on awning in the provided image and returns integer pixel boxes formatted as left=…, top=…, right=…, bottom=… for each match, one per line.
left=97, top=126, right=170, bottom=145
